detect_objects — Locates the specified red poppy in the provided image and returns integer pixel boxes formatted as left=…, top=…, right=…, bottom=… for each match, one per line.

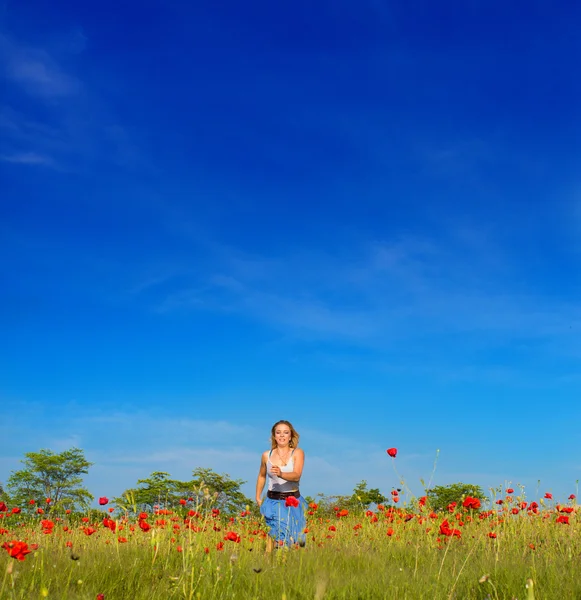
left=386, top=448, right=398, bottom=458
left=544, top=492, right=553, bottom=500
left=488, top=532, right=497, bottom=538
left=98, top=497, right=109, bottom=506
left=179, top=499, right=187, bottom=506
left=556, top=515, right=569, bottom=525
left=569, top=494, right=576, bottom=500
left=97, top=595, right=105, bottom=600
left=28, top=500, right=35, bottom=505
left=139, top=520, right=151, bottom=532
left=2, top=540, right=32, bottom=561
left=328, top=525, right=336, bottom=532
left=83, top=527, right=97, bottom=536
left=138, top=512, right=148, bottom=520
left=117, top=537, right=128, bottom=543
left=45, top=498, right=51, bottom=504
left=337, top=509, right=349, bottom=517
left=506, top=488, right=514, bottom=494
left=462, top=497, right=481, bottom=510
left=285, top=496, right=300, bottom=508
left=11, top=507, right=21, bottom=514
left=0, top=502, right=7, bottom=512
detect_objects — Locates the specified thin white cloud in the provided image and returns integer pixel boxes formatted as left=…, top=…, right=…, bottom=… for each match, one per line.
left=0, top=151, right=57, bottom=167
left=0, top=34, right=79, bottom=97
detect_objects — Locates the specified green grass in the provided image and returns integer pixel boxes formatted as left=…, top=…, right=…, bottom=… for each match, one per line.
left=1, top=500, right=579, bottom=599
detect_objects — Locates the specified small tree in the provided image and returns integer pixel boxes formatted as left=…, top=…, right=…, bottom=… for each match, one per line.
left=426, top=482, right=485, bottom=512
left=7, top=448, right=93, bottom=512
left=115, top=468, right=253, bottom=515
left=348, top=480, right=386, bottom=512
left=114, top=471, right=183, bottom=512
left=189, top=468, right=252, bottom=515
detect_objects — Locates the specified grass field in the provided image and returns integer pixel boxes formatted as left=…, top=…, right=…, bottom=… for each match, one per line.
left=1, top=491, right=579, bottom=599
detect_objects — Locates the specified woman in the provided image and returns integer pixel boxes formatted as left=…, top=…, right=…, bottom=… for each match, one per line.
left=256, top=420, right=307, bottom=549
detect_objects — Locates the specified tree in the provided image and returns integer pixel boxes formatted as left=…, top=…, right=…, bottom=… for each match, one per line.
left=189, top=467, right=252, bottom=515
left=426, top=482, right=485, bottom=512
left=347, top=480, right=387, bottom=512
left=114, top=468, right=253, bottom=515
left=7, top=448, right=93, bottom=512
left=114, top=471, right=184, bottom=512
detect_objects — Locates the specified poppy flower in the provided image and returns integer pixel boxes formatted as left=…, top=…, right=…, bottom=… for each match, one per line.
left=179, top=499, right=187, bottom=505
left=569, top=494, right=576, bottom=500
left=285, top=496, right=300, bottom=508
left=28, top=500, right=35, bottom=506
left=386, top=448, right=398, bottom=458
left=2, top=540, right=32, bottom=561
left=544, top=493, right=553, bottom=500
left=98, top=497, right=109, bottom=506
left=11, top=507, right=21, bottom=514
left=462, top=497, right=481, bottom=510
left=506, top=488, right=514, bottom=494
left=97, top=595, right=105, bottom=600
left=556, top=515, right=569, bottom=525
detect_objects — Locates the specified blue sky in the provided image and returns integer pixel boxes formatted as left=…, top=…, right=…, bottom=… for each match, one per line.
left=1, top=0, right=580, bottom=505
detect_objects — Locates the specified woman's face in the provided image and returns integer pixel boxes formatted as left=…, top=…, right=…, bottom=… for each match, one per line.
left=274, top=424, right=292, bottom=447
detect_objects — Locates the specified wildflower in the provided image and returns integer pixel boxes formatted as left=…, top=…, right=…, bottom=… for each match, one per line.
left=138, top=520, right=151, bottom=532
left=447, top=502, right=457, bottom=513
left=138, top=512, right=148, bottom=520
left=569, top=494, right=576, bottom=500
left=506, top=488, right=514, bottom=494
left=179, top=499, right=187, bottom=505
left=28, top=499, right=35, bottom=505
left=386, top=528, right=394, bottom=536
left=37, top=508, right=45, bottom=515
left=3, top=540, right=32, bottom=561
left=386, top=448, right=398, bottom=458
left=418, top=496, right=427, bottom=507
left=328, top=525, right=336, bottom=532
left=83, top=527, right=97, bottom=536
left=556, top=515, right=569, bottom=525
left=488, top=532, right=497, bottom=538
left=118, top=537, right=128, bottom=543
left=544, top=493, right=553, bottom=500
left=81, top=517, right=89, bottom=523
left=337, top=509, right=349, bottom=517
left=11, top=507, right=21, bottom=514
left=108, top=507, right=114, bottom=513
left=285, top=496, right=300, bottom=508
left=224, top=531, right=241, bottom=543
left=97, top=595, right=105, bottom=600
left=462, top=497, right=481, bottom=510
left=99, top=497, right=109, bottom=506
left=46, top=498, right=51, bottom=504
left=309, top=502, right=318, bottom=510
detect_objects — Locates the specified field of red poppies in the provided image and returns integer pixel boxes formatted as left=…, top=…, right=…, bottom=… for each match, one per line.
left=1, top=485, right=579, bottom=600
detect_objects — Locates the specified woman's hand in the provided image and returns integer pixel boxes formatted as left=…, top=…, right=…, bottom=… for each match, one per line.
left=256, top=497, right=263, bottom=507
left=270, top=465, right=283, bottom=478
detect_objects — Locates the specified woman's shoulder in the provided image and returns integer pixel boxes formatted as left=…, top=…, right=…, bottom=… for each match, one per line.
left=293, top=447, right=305, bottom=457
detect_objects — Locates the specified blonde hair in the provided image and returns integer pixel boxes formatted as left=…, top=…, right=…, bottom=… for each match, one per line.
left=270, top=420, right=300, bottom=449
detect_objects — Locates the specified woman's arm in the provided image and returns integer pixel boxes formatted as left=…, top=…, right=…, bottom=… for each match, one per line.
left=255, top=452, right=267, bottom=505
left=277, top=448, right=304, bottom=482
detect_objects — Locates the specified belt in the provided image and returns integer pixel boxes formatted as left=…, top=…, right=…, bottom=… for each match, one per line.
left=267, top=490, right=300, bottom=500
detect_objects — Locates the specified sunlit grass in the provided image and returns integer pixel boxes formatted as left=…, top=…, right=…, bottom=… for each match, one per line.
left=1, top=491, right=579, bottom=599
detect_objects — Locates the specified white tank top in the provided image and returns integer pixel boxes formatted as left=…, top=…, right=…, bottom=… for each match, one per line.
left=267, top=449, right=299, bottom=492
